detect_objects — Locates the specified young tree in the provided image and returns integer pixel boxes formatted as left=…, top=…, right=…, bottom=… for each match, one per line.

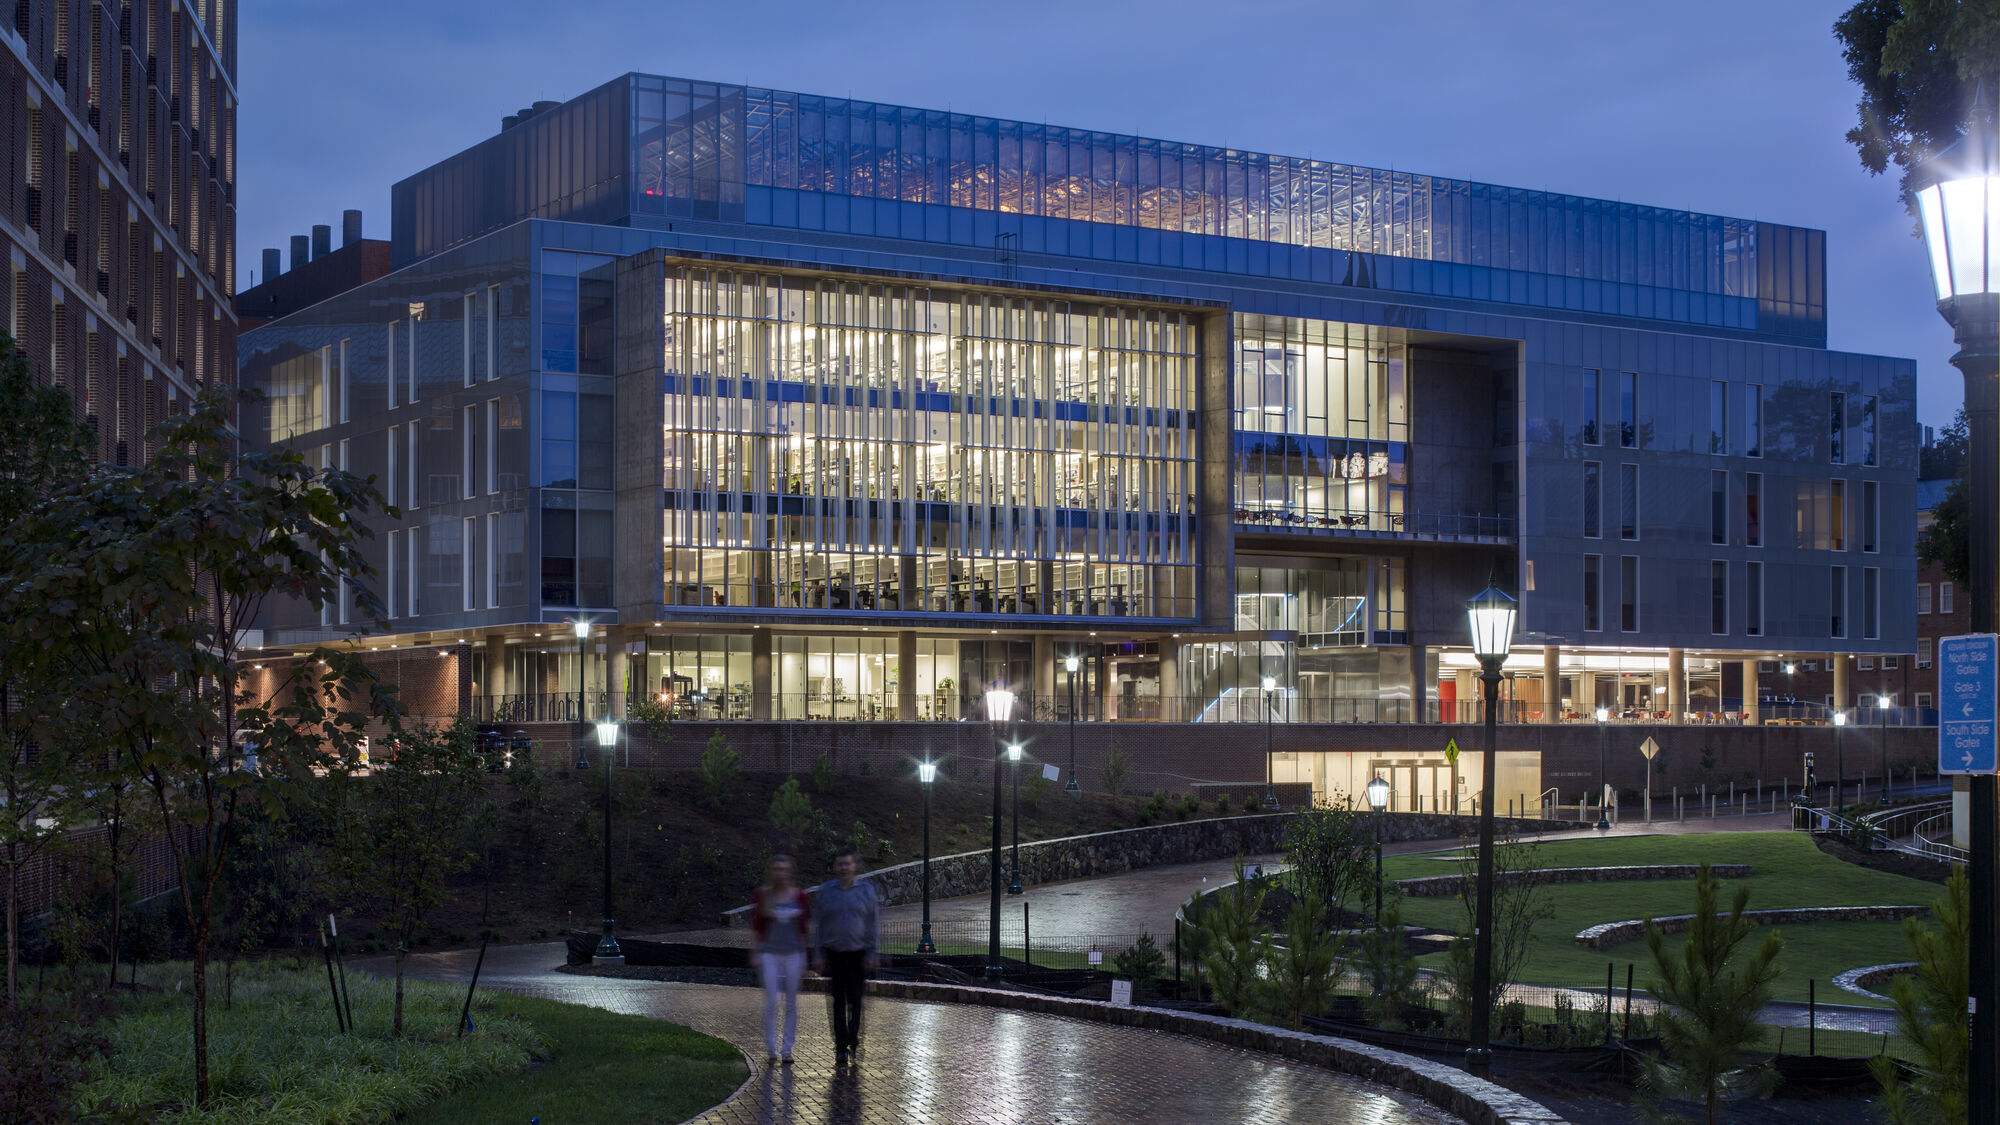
left=1355, top=902, right=1421, bottom=1030
left=1834, top=0, right=2000, bottom=206
left=0, top=334, right=95, bottom=1007
left=1281, top=798, right=1376, bottom=923
left=2, top=389, right=392, bottom=1103
left=1872, top=867, right=1970, bottom=1125
left=1196, top=859, right=1268, bottom=1017
left=1256, top=900, right=1343, bottom=1030
left=330, top=721, right=486, bottom=1036
left=1640, top=863, right=1784, bottom=1125
left=1917, top=477, right=1969, bottom=586
left=1439, top=828, right=1555, bottom=1036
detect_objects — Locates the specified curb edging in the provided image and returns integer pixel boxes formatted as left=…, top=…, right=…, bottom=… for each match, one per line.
left=858, top=978, right=1570, bottom=1125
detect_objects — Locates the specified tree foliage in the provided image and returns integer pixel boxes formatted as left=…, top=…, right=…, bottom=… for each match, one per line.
left=698, top=728, right=739, bottom=809
left=1255, top=900, right=1344, bottom=1031
left=1920, top=407, right=1967, bottom=481
left=1355, top=902, right=1421, bottom=1031
left=1640, top=863, right=1784, bottom=1125
left=1917, top=475, right=1970, bottom=586
left=1281, top=798, right=1377, bottom=923
left=1439, top=829, right=1555, bottom=1037
left=1871, top=867, right=1970, bottom=1125
left=1112, top=932, right=1166, bottom=999
left=1835, top=0, right=2000, bottom=208
left=1196, top=860, right=1268, bottom=1017
left=0, top=387, right=394, bottom=1103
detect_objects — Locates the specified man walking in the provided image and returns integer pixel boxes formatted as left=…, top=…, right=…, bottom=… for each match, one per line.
left=812, top=846, right=879, bottom=1066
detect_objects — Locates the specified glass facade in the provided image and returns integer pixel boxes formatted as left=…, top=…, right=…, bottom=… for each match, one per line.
left=659, top=265, right=1200, bottom=620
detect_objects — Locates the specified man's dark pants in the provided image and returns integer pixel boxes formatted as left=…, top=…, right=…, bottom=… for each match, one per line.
left=825, top=949, right=867, bottom=1053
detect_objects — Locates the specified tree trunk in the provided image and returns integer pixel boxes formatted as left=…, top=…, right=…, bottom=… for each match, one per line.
left=393, top=946, right=407, bottom=1037
left=5, top=859, right=17, bottom=1008
left=190, top=926, right=209, bottom=1105
left=104, top=799, right=123, bottom=991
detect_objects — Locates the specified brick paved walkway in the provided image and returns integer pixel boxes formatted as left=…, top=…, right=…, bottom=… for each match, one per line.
left=397, top=943, right=1465, bottom=1125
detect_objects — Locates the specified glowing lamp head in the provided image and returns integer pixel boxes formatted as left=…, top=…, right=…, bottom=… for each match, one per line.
left=1879, top=694, right=1893, bottom=708
left=1916, top=87, right=2000, bottom=302
left=1465, top=584, right=1518, bottom=662
left=1261, top=675, right=1277, bottom=693
left=984, top=687, right=1015, bottom=724
left=919, top=759, right=937, bottom=784
left=572, top=619, right=590, bottom=640
left=1833, top=711, right=1847, bottom=727
left=1007, top=743, right=1023, bottom=762
left=595, top=717, right=619, bottom=747
left=1365, top=775, right=1391, bottom=811
left=1595, top=707, right=1609, bottom=723
left=1065, top=655, right=1080, bottom=673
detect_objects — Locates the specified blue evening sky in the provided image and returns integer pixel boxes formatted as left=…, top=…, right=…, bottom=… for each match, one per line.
left=238, top=0, right=1961, bottom=431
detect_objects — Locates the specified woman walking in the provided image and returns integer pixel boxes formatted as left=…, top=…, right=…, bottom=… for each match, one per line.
left=750, top=854, right=810, bottom=1065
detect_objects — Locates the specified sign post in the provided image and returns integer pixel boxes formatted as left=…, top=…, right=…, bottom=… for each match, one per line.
left=1940, top=634, right=2000, bottom=777
left=1444, top=738, right=1460, bottom=815
left=1639, top=737, right=1659, bottom=824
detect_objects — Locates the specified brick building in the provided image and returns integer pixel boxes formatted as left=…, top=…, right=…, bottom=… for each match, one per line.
left=3, top=0, right=237, bottom=461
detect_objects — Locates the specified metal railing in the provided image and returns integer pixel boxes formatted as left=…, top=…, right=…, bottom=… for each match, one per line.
left=1231, top=507, right=1516, bottom=539
left=1911, top=811, right=1968, bottom=864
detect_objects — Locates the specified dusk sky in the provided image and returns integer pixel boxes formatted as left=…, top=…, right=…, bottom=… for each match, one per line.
left=238, top=0, right=1961, bottom=432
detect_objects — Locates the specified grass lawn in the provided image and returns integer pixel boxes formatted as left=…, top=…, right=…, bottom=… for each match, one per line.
left=1382, top=832, right=1943, bottom=1007
left=83, top=962, right=742, bottom=1125
left=397, top=993, right=745, bottom=1125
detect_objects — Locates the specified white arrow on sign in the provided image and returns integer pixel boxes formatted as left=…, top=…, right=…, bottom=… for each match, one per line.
left=1640, top=737, right=1659, bottom=760
left=1966, top=702, right=1977, bottom=718
left=1967, top=750, right=1977, bottom=767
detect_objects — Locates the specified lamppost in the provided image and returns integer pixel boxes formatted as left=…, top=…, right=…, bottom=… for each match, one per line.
left=1007, top=742, right=1024, bottom=895
left=1064, top=655, right=1081, bottom=797
left=1595, top=707, right=1612, bottom=830
left=573, top=619, right=592, bottom=770
left=1913, top=98, right=2000, bottom=1117
left=1365, top=774, right=1390, bottom=924
left=1261, top=674, right=1280, bottom=810
left=1833, top=710, right=1847, bottom=809
left=1464, top=582, right=1517, bottom=1077
left=917, top=758, right=937, bottom=954
left=1877, top=693, right=1893, bottom=802
left=983, top=686, right=1015, bottom=981
left=594, top=717, right=622, bottom=964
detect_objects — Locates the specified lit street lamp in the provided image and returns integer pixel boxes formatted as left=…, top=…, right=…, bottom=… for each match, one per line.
left=1464, top=581, right=1517, bottom=1077
left=1913, top=92, right=1999, bottom=1114
left=1833, top=710, right=1847, bottom=809
left=1261, top=674, right=1280, bottom=810
left=1007, top=742, right=1024, bottom=895
left=1877, top=693, right=1892, bottom=802
left=1365, top=774, right=1391, bottom=924
left=594, top=716, right=622, bottom=964
left=917, top=758, right=937, bottom=954
left=1595, top=707, right=1611, bottom=830
left=573, top=619, right=592, bottom=770
left=1065, top=655, right=1081, bottom=797
left=983, top=686, right=1015, bottom=981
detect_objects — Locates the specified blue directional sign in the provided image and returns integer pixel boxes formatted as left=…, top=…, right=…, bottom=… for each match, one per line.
left=1939, top=633, right=1999, bottom=776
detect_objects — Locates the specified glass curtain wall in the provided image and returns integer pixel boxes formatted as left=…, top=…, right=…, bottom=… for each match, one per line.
left=1232, top=317, right=1407, bottom=527
left=661, top=266, right=1200, bottom=620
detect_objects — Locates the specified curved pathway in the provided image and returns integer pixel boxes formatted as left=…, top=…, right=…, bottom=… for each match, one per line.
left=393, top=942, right=1465, bottom=1125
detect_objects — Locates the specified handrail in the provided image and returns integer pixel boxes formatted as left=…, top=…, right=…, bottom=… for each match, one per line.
left=1911, top=812, right=1969, bottom=865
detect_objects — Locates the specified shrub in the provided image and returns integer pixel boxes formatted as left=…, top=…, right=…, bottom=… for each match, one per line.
left=811, top=752, right=836, bottom=793
left=1138, top=790, right=1169, bottom=826
left=698, top=729, right=739, bottom=809
left=1215, top=792, right=1233, bottom=814
left=1176, top=793, right=1201, bottom=820
left=1355, top=903, right=1419, bottom=1030
left=768, top=779, right=813, bottom=840
left=1196, top=860, right=1268, bottom=1017
left=1112, top=932, right=1166, bottom=999
left=1100, top=743, right=1131, bottom=796
left=1283, top=800, right=1376, bottom=924
left=0, top=986, right=111, bottom=1121
left=1872, top=867, right=1970, bottom=1125
left=1023, top=774, right=1052, bottom=807
left=1255, top=900, right=1343, bottom=1030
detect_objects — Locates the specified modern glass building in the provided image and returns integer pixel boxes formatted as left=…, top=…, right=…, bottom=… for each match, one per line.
left=242, top=72, right=1916, bottom=740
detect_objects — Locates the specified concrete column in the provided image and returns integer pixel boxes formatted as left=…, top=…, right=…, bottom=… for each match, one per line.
left=1578, top=671, right=1598, bottom=716
left=483, top=632, right=508, bottom=700
left=1454, top=669, right=1475, bottom=723
left=751, top=629, right=774, bottom=721
left=1159, top=637, right=1182, bottom=722
left=607, top=628, right=630, bottom=720
left=1741, top=659, right=1760, bottom=725
left=1032, top=633, right=1055, bottom=719
left=1832, top=653, right=1851, bottom=712
left=1543, top=645, right=1561, bottom=723
left=897, top=630, right=918, bottom=721
left=1667, top=648, right=1686, bottom=724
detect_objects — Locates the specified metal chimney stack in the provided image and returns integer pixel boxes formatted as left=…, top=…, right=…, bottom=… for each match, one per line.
left=342, top=209, right=363, bottom=247
left=289, top=235, right=310, bottom=272
left=261, top=247, right=281, bottom=280
left=311, top=225, right=331, bottom=260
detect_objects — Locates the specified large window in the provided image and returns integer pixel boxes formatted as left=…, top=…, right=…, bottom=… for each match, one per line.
left=1582, top=369, right=1600, bottom=445
left=1863, top=480, right=1879, bottom=553
left=1746, top=560, right=1763, bottom=637
left=1619, top=463, right=1638, bottom=540
left=660, top=267, right=1201, bottom=619
left=1864, top=566, right=1880, bottom=640
left=1710, top=470, right=1727, bottom=545
left=1583, top=462, right=1601, bottom=538
left=1583, top=554, right=1601, bottom=632
left=1619, top=372, right=1637, bottom=448
left=1830, top=391, right=1845, bottom=464
left=1830, top=565, right=1847, bottom=638
left=1709, top=380, right=1726, bottom=455
left=1745, top=383, right=1762, bottom=457
left=1745, top=472, right=1762, bottom=546
left=1710, top=561, right=1727, bottom=635
left=1620, top=555, right=1639, bottom=632
left=1233, top=317, right=1406, bottom=442
left=1861, top=395, right=1878, bottom=466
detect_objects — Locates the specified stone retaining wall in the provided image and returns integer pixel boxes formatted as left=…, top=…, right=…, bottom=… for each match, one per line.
left=725, top=811, right=1574, bottom=923
left=860, top=980, right=1569, bottom=1125
left=1575, top=905, right=1929, bottom=950
left=1396, top=864, right=1753, bottom=898
left=1833, top=962, right=1917, bottom=1002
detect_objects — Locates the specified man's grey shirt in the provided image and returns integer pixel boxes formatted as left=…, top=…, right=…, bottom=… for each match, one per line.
left=812, top=878, right=880, bottom=954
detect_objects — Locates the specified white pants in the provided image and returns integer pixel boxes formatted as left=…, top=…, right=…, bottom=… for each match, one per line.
left=759, top=951, right=804, bottom=1056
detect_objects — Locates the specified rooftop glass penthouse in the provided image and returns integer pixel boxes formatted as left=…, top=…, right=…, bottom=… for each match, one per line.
left=245, top=72, right=1913, bottom=748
